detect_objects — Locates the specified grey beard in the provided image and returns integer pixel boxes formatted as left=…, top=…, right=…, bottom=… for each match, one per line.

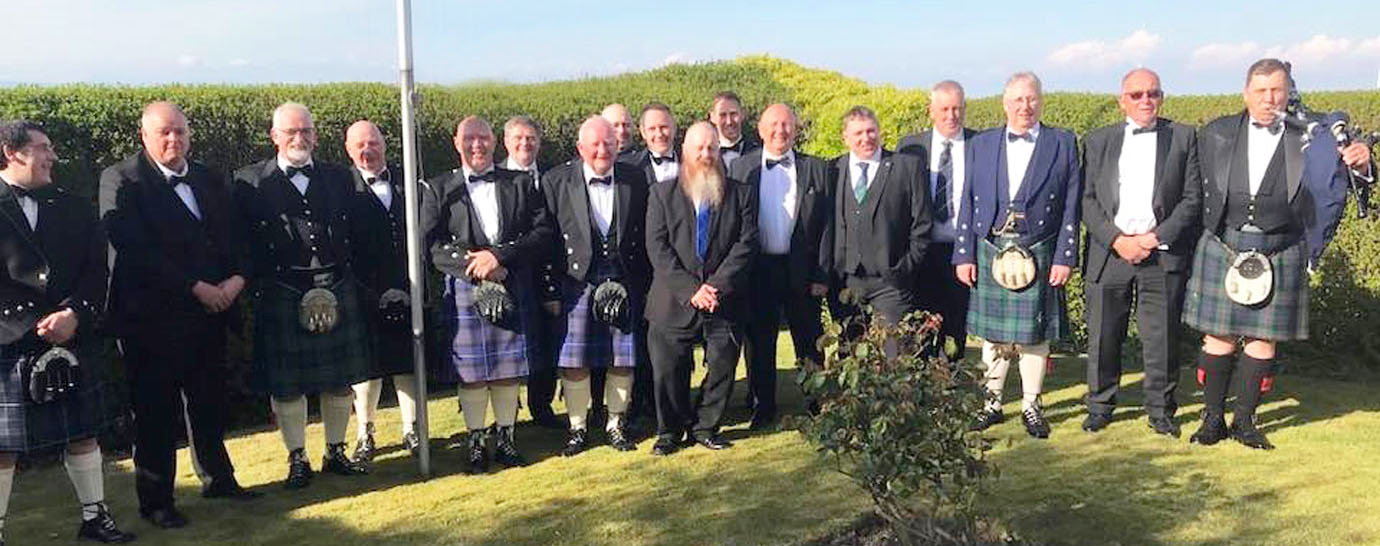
left=283, top=147, right=313, bottom=166
left=679, top=165, right=724, bottom=208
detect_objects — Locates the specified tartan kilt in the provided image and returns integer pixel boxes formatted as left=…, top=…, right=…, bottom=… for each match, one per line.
left=0, top=339, right=110, bottom=453
left=251, top=278, right=372, bottom=397
left=1183, top=233, right=1309, bottom=341
left=555, top=277, right=639, bottom=370
left=967, top=237, right=1068, bottom=345
left=434, top=275, right=529, bottom=384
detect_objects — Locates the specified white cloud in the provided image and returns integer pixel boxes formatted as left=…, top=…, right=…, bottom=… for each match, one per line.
left=1188, top=41, right=1260, bottom=70
left=1191, top=35, right=1380, bottom=72
left=1047, top=30, right=1161, bottom=69
left=658, top=52, right=692, bottom=67
left=176, top=54, right=201, bottom=68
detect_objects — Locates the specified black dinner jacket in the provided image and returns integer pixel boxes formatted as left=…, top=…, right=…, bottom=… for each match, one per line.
left=0, top=182, right=107, bottom=346
left=645, top=176, right=759, bottom=328
left=419, top=167, right=552, bottom=279
left=625, top=148, right=678, bottom=186
left=231, top=159, right=358, bottom=282
left=729, top=149, right=833, bottom=291
left=830, top=149, right=933, bottom=288
left=347, top=166, right=408, bottom=302
left=539, top=159, right=651, bottom=299
left=1081, top=118, right=1202, bottom=280
left=100, top=151, right=246, bottom=331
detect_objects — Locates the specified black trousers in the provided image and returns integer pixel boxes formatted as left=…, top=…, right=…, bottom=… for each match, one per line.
left=842, top=274, right=917, bottom=325
left=648, top=315, right=742, bottom=441
left=1084, top=252, right=1187, bottom=418
left=913, top=242, right=970, bottom=358
left=744, top=255, right=824, bottom=417
left=122, top=318, right=237, bottom=511
left=525, top=310, right=558, bottom=418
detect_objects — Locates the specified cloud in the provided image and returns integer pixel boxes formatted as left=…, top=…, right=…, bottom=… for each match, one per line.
left=1047, top=30, right=1161, bottom=69
left=176, top=54, right=201, bottom=68
left=1188, top=41, right=1260, bottom=69
left=1191, top=35, right=1380, bottom=71
left=658, top=52, right=692, bottom=67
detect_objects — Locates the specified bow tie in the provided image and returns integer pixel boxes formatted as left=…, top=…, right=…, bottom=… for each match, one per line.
left=284, top=165, right=314, bottom=178
left=588, top=176, right=612, bottom=186
left=1130, top=124, right=1159, bottom=135
left=366, top=171, right=390, bottom=185
left=650, top=154, right=675, bottom=166
left=467, top=172, right=494, bottom=183
left=720, top=143, right=741, bottom=154
left=1252, top=120, right=1282, bottom=136
left=167, top=174, right=188, bottom=186
left=765, top=156, right=793, bottom=170
left=8, top=185, right=37, bottom=200
left=1006, top=132, right=1034, bottom=143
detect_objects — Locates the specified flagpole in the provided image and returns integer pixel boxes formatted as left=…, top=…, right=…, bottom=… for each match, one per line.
left=394, top=0, right=430, bottom=478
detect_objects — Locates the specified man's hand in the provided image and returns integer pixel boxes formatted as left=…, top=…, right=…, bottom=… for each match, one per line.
left=690, top=284, right=719, bottom=312
left=464, top=250, right=501, bottom=281
left=1136, top=232, right=1160, bottom=250
left=1341, top=141, right=1372, bottom=172
left=1048, top=264, right=1072, bottom=287
left=218, top=275, right=246, bottom=304
left=955, top=264, right=976, bottom=288
left=36, top=309, right=79, bottom=345
left=808, top=283, right=828, bottom=298
left=192, top=281, right=230, bottom=313
left=1113, top=235, right=1151, bottom=264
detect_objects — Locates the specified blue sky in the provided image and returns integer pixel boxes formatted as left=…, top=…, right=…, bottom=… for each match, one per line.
left=4, top=0, right=1379, bottom=96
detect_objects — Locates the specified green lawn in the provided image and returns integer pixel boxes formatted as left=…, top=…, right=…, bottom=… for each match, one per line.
left=7, top=338, right=1380, bottom=545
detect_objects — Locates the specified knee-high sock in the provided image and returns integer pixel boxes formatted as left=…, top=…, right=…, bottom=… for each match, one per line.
left=458, top=386, right=490, bottom=433
left=321, top=391, right=355, bottom=446
left=980, top=341, right=1011, bottom=406
left=271, top=396, right=309, bottom=453
left=562, top=376, right=592, bottom=431
left=1018, top=342, right=1051, bottom=410
left=63, top=448, right=104, bottom=521
left=490, top=384, right=519, bottom=428
left=0, top=465, right=14, bottom=533
left=352, top=378, right=383, bottom=439
left=605, top=373, right=633, bottom=432
left=1233, top=354, right=1273, bottom=424
left=1199, top=351, right=1235, bottom=416
left=393, top=374, right=419, bottom=434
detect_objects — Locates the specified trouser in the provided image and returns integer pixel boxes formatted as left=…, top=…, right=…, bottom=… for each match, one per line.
left=647, top=315, right=742, bottom=441
left=744, top=255, right=824, bottom=417
left=914, top=242, right=971, bottom=358
left=1085, top=253, right=1187, bottom=418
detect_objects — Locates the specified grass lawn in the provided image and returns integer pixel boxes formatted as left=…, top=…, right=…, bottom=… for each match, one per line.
left=6, top=336, right=1380, bottom=545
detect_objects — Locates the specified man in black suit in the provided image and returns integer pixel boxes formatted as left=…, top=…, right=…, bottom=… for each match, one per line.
left=832, top=106, right=932, bottom=326
left=100, top=102, right=258, bottom=530
left=342, top=120, right=422, bottom=462
left=645, top=121, right=758, bottom=455
left=540, top=117, right=651, bottom=455
left=628, top=103, right=681, bottom=185
left=602, top=104, right=639, bottom=163
left=1080, top=69, right=1202, bottom=437
left=897, top=80, right=975, bottom=358
left=710, top=92, right=759, bottom=171
left=731, top=104, right=830, bottom=429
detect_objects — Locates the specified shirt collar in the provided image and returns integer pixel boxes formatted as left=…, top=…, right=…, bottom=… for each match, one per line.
left=848, top=151, right=880, bottom=165
left=462, top=165, right=495, bottom=182
left=719, top=136, right=742, bottom=148
left=277, top=156, right=314, bottom=174
left=762, top=149, right=795, bottom=163
left=357, top=166, right=387, bottom=182
left=505, top=157, right=536, bottom=172
left=1005, top=122, right=1042, bottom=141
left=1125, top=117, right=1156, bottom=133
left=931, top=129, right=965, bottom=148
left=152, top=157, right=189, bottom=179
left=581, top=162, right=613, bottom=184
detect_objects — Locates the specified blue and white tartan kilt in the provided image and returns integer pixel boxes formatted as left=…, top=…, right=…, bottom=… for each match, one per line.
left=434, top=275, right=530, bottom=384
left=0, top=341, right=110, bottom=453
left=555, top=277, right=639, bottom=370
left=966, top=237, right=1069, bottom=345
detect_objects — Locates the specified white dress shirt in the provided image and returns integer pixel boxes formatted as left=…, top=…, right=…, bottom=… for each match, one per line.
left=582, top=163, right=615, bottom=237
left=720, top=137, right=743, bottom=170
left=359, top=167, right=392, bottom=211
left=929, top=131, right=966, bottom=242
left=277, top=156, right=314, bottom=195
left=758, top=150, right=799, bottom=255
left=1114, top=118, right=1158, bottom=235
left=1247, top=118, right=1284, bottom=197
left=649, top=151, right=679, bottom=183
left=154, top=160, right=203, bottom=220
left=1005, top=123, right=1041, bottom=202
left=462, top=167, right=501, bottom=243
left=0, top=174, right=36, bottom=229
left=505, top=157, right=540, bottom=187
left=848, top=151, right=881, bottom=197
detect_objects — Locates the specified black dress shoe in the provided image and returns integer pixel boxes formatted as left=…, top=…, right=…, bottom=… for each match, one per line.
left=139, top=506, right=189, bottom=529
left=76, top=505, right=136, bottom=543
left=1148, top=416, right=1181, bottom=438
left=1082, top=413, right=1112, bottom=433
left=748, top=411, right=779, bottom=431
left=352, top=427, right=377, bottom=464
left=1021, top=405, right=1051, bottom=439
left=607, top=426, right=637, bottom=452
left=693, top=433, right=733, bottom=450
left=465, top=431, right=489, bottom=474
left=322, top=443, right=369, bottom=476
left=651, top=437, right=680, bottom=456
left=1230, top=416, right=1275, bottom=450
left=402, top=431, right=421, bottom=456
left=561, top=428, right=589, bottom=457
left=970, top=407, right=1005, bottom=432
left=493, top=426, right=527, bottom=467
left=1189, top=412, right=1229, bottom=446
left=284, top=449, right=314, bottom=490
left=201, top=481, right=261, bottom=500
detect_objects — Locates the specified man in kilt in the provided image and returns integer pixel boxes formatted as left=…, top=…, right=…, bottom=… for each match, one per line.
left=232, top=103, right=371, bottom=489
left=0, top=121, right=135, bottom=543
left=955, top=72, right=1082, bottom=439
left=343, top=121, right=422, bottom=463
left=1185, top=58, right=1373, bottom=450
left=540, top=117, right=650, bottom=456
left=420, top=116, right=552, bottom=473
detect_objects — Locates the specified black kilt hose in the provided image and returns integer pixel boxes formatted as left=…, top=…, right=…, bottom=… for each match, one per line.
left=0, top=338, right=110, bottom=453
left=554, top=277, right=639, bottom=370
left=435, top=274, right=530, bottom=384
left=1184, top=231, right=1309, bottom=341
left=967, top=236, right=1069, bottom=344
left=251, top=278, right=372, bottom=397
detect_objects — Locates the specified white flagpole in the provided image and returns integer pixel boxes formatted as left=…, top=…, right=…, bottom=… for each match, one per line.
left=394, top=0, right=430, bottom=478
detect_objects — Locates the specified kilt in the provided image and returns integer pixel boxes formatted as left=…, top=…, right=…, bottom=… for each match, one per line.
left=251, top=278, right=372, bottom=397
left=0, top=340, right=110, bottom=453
left=435, top=275, right=529, bottom=384
left=967, top=237, right=1068, bottom=345
left=555, top=277, right=639, bottom=370
left=1184, top=232, right=1309, bottom=341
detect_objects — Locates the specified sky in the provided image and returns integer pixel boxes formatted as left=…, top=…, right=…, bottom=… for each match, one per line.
left=3, top=0, right=1379, bottom=96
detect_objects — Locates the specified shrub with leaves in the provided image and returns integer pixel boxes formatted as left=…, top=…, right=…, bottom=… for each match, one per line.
left=798, top=307, right=994, bottom=545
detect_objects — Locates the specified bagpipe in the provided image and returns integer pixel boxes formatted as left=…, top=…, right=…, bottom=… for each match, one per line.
left=1284, top=63, right=1380, bottom=218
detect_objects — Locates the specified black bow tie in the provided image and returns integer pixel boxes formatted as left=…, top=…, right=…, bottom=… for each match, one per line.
left=284, top=165, right=314, bottom=178
left=765, top=156, right=793, bottom=170
left=467, top=172, right=494, bottom=183
left=1130, top=124, right=1159, bottom=135
left=8, top=185, right=35, bottom=200
left=1252, top=121, right=1282, bottom=135
left=1007, top=132, right=1034, bottom=143
left=720, top=142, right=742, bottom=154
left=167, top=174, right=187, bottom=186
left=650, top=154, right=675, bottom=166
left=366, top=170, right=390, bottom=185
left=588, top=176, right=612, bottom=186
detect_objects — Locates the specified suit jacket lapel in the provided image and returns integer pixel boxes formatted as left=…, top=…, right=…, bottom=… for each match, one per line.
left=864, top=151, right=894, bottom=219
left=1015, top=130, right=1054, bottom=203
left=996, top=139, right=1011, bottom=207
left=1284, top=125, right=1304, bottom=201
left=494, top=175, right=513, bottom=238
left=615, top=173, right=632, bottom=243
left=569, top=160, right=593, bottom=243
left=1218, top=113, right=1246, bottom=197
left=1152, top=119, right=1171, bottom=212
left=789, top=153, right=808, bottom=223
left=1106, top=129, right=1126, bottom=214
left=0, top=185, right=36, bottom=243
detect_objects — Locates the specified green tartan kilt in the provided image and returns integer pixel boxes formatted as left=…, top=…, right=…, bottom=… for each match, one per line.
left=967, top=237, right=1068, bottom=345
left=251, top=278, right=373, bottom=397
left=1183, top=232, right=1309, bottom=341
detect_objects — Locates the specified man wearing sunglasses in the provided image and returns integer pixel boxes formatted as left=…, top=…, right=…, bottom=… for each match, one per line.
left=1080, top=68, right=1202, bottom=437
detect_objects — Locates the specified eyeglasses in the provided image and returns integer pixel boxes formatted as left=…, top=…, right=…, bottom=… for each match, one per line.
left=277, top=127, right=316, bottom=137
left=1124, top=90, right=1164, bottom=101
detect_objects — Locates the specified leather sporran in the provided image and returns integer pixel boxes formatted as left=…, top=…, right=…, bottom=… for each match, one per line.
left=1224, top=250, right=1273, bottom=306
left=378, top=288, right=410, bottom=328
left=991, top=243, right=1038, bottom=291
left=592, top=280, right=630, bottom=328
left=472, top=280, right=516, bottom=325
left=22, top=346, right=80, bottom=404
left=299, top=287, right=340, bottom=334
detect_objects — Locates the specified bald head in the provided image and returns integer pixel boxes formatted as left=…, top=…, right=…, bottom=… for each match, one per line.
left=1119, top=68, right=1164, bottom=128
left=757, top=103, right=799, bottom=156
left=454, top=116, right=495, bottom=172
left=576, top=116, right=617, bottom=176
left=681, top=121, right=720, bottom=170
left=345, top=120, right=386, bottom=174
left=270, top=102, right=316, bottom=166
left=139, top=101, right=190, bottom=170
left=601, top=103, right=635, bottom=152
